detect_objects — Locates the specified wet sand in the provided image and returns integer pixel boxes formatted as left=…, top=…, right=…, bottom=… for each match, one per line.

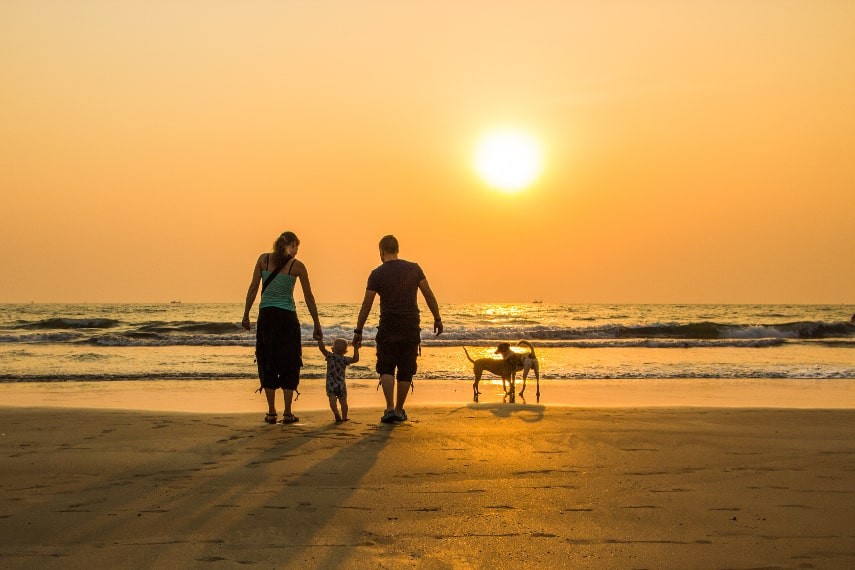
left=1, top=377, right=854, bottom=413
left=1, top=386, right=854, bottom=568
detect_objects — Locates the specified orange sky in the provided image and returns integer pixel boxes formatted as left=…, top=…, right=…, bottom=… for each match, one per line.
left=2, top=1, right=853, bottom=303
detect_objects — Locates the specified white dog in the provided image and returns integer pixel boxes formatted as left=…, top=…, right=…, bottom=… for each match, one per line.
left=512, top=340, right=540, bottom=400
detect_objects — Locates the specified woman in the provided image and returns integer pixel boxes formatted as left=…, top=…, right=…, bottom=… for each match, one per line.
left=242, top=231, right=323, bottom=424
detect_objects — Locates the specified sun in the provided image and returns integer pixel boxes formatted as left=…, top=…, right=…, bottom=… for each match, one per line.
left=474, top=130, right=543, bottom=193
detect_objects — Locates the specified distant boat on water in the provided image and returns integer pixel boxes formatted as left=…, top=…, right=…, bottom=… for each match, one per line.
left=532, top=299, right=543, bottom=304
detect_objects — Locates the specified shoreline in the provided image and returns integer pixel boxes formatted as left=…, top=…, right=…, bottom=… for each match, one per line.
left=1, top=377, right=853, bottom=413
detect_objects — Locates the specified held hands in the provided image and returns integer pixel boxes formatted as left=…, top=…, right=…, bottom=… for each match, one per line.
left=312, top=324, right=323, bottom=341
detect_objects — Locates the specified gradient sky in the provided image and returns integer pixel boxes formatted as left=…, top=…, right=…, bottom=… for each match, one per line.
left=2, top=1, right=853, bottom=304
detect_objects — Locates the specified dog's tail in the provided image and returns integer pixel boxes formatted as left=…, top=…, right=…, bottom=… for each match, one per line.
left=517, top=340, right=536, bottom=359
left=462, top=347, right=476, bottom=364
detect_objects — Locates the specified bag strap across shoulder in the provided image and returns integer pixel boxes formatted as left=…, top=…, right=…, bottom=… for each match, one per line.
left=261, top=254, right=292, bottom=293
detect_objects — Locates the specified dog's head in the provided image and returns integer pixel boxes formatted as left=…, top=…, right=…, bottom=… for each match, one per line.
left=495, top=342, right=511, bottom=356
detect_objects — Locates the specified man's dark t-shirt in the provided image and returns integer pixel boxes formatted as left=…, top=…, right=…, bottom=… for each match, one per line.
left=366, top=259, right=425, bottom=343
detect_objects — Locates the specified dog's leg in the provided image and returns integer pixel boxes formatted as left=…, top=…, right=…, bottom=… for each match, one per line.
left=505, top=370, right=516, bottom=404
left=508, top=372, right=516, bottom=403
left=473, top=368, right=482, bottom=402
left=520, top=362, right=530, bottom=397
left=534, top=363, right=540, bottom=402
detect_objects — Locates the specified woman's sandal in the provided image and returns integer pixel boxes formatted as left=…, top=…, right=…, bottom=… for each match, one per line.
left=264, top=413, right=278, bottom=424
left=281, top=414, right=299, bottom=424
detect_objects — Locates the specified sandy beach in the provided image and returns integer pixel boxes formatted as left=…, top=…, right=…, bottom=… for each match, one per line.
left=1, top=379, right=854, bottom=569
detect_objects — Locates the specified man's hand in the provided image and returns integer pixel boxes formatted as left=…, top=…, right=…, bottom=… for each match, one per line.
left=241, top=315, right=251, bottom=331
left=312, top=324, right=323, bottom=341
left=434, top=319, right=443, bottom=336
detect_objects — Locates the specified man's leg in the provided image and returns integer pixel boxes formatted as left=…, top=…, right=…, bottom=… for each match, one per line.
left=380, top=373, right=396, bottom=411
left=394, top=342, right=417, bottom=417
left=395, top=381, right=411, bottom=415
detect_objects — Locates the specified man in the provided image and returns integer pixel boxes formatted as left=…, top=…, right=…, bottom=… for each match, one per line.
left=353, top=235, right=443, bottom=423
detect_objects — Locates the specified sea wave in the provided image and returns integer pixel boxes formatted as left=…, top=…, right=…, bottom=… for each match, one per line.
left=135, top=321, right=245, bottom=335
left=15, top=317, right=121, bottom=330
left=0, top=332, right=85, bottom=343
left=426, top=338, right=788, bottom=349
left=0, top=373, right=257, bottom=382
left=82, top=334, right=252, bottom=347
left=1, top=316, right=851, bottom=347
left=595, top=321, right=855, bottom=340
left=2, top=367, right=853, bottom=382
left=64, top=336, right=792, bottom=348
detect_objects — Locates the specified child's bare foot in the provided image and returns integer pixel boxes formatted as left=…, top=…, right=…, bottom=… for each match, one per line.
left=336, top=417, right=350, bottom=423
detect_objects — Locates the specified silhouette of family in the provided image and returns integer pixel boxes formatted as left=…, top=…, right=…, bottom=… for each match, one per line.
left=242, top=233, right=442, bottom=425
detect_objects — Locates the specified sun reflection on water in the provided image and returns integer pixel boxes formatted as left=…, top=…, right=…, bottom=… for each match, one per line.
left=482, top=304, right=528, bottom=323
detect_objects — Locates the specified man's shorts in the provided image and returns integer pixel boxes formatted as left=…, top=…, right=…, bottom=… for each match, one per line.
left=375, top=340, right=418, bottom=382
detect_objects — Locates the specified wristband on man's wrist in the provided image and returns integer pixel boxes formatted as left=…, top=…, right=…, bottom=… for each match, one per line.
left=353, top=329, right=363, bottom=335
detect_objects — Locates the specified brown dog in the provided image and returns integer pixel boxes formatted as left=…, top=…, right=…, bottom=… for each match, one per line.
left=464, top=341, right=540, bottom=402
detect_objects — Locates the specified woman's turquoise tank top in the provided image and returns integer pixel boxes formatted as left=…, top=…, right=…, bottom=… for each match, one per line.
left=259, top=271, right=297, bottom=311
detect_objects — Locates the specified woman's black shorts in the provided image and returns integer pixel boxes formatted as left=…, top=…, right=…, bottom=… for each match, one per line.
left=256, top=307, right=302, bottom=390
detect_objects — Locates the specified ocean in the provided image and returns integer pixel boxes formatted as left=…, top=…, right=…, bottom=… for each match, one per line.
left=1, top=303, right=854, bottom=383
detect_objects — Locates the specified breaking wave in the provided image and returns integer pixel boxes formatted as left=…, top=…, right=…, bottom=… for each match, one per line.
left=15, top=318, right=120, bottom=330
left=1, top=319, right=852, bottom=347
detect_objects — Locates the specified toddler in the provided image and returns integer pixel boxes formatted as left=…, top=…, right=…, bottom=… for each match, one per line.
left=317, top=337, right=359, bottom=422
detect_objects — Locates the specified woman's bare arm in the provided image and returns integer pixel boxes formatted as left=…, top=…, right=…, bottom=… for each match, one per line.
left=293, top=260, right=323, bottom=340
left=241, top=254, right=264, bottom=330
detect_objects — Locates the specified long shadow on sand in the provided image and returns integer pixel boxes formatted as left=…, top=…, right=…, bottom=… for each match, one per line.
left=243, top=419, right=395, bottom=567
left=0, top=411, right=388, bottom=568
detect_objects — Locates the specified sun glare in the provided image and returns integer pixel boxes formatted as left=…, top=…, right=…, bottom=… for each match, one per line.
left=474, top=130, right=543, bottom=193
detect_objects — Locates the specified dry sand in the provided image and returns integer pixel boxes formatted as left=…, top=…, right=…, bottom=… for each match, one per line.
left=2, top=386, right=855, bottom=568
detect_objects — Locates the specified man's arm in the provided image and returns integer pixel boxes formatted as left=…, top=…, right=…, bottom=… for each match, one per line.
left=418, top=279, right=442, bottom=335
left=353, top=289, right=377, bottom=348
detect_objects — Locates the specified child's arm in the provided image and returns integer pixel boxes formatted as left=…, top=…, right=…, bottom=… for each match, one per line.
left=349, top=345, right=360, bottom=365
left=316, top=338, right=330, bottom=357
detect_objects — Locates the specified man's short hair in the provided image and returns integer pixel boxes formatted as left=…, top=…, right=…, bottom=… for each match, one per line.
left=379, top=235, right=399, bottom=254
